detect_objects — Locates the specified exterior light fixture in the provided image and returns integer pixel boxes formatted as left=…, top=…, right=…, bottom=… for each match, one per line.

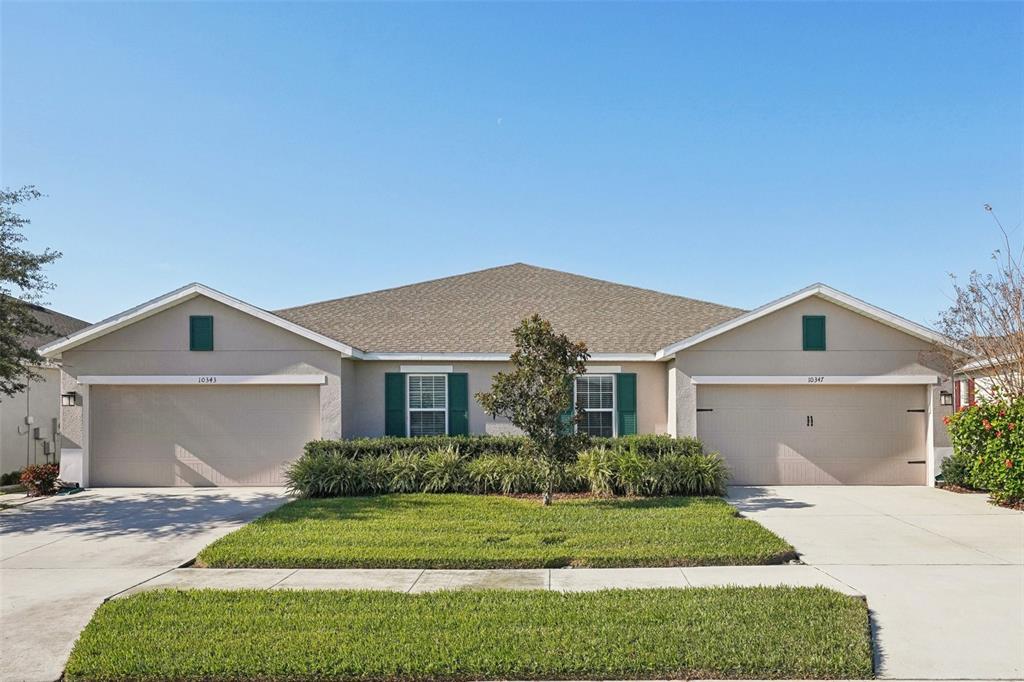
left=939, top=391, right=953, bottom=406
left=61, top=392, right=77, bottom=407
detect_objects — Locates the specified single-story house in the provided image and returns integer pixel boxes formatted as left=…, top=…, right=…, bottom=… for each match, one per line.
left=40, top=263, right=956, bottom=488
left=953, top=350, right=1022, bottom=407
left=0, top=303, right=89, bottom=475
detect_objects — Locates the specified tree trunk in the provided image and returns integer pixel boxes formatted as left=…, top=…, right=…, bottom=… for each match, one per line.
left=543, top=460, right=554, bottom=506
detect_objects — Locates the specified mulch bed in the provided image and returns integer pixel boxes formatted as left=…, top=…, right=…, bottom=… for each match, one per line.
left=938, top=484, right=1024, bottom=511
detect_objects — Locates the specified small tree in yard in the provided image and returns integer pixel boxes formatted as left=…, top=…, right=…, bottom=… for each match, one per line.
left=476, top=314, right=589, bottom=505
left=938, top=204, right=1023, bottom=399
left=0, top=186, right=62, bottom=398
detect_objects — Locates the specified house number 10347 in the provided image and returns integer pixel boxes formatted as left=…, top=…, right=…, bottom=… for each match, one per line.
left=807, top=376, right=825, bottom=383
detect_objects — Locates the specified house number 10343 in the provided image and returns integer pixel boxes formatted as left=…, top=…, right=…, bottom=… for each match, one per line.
left=197, top=376, right=217, bottom=384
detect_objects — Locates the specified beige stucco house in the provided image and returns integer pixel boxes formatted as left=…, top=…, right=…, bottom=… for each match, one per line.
left=40, top=264, right=956, bottom=488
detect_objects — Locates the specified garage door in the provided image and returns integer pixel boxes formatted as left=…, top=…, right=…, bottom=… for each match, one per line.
left=90, top=385, right=320, bottom=486
left=697, top=385, right=926, bottom=485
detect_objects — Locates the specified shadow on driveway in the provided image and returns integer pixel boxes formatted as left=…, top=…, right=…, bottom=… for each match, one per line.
left=727, top=486, right=815, bottom=512
left=0, top=489, right=288, bottom=540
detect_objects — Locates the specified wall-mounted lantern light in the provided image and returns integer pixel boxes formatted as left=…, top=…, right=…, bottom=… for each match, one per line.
left=939, top=391, right=953, bottom=406
left=61, top=392, right=77, bottom=407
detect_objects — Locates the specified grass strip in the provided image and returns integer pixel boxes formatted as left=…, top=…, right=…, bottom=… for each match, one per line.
left=65, top=587, right=872, bottom=681
left=197, top=494, right=795, bottom=568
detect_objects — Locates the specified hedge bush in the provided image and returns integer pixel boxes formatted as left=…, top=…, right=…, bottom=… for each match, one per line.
left=303, top=434, right=705, bottom=460
left=287, top=436, right=728, bottom=498
left=944, top=397, right=1023, bottom=504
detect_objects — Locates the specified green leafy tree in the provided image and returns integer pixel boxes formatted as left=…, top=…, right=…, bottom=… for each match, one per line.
left=476, top=314, right=590, bottom=505
left=0, top=186, right=62, bottom=397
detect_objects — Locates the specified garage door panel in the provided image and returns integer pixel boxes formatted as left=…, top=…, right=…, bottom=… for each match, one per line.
left=697, top=385, right=926, bottom=485
left=90, top=385, right=319, bottom=487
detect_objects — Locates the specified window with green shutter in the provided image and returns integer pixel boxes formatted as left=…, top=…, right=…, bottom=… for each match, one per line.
left=189, top=315, right=214, bottom=351
left=802, top=315, right=826, bottom=351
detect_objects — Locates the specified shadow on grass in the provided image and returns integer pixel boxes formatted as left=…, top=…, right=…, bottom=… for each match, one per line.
left=266, top=493, right=727, bottom=525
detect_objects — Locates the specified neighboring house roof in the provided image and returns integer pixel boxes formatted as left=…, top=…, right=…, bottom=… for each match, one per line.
left=274, top=263, right=746, bottom=355
left=959, top=352, right=1021, bottom=373
left=20, top=302, right=90, bottom=350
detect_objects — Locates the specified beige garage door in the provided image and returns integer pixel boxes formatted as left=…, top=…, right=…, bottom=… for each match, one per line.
left=697, top=385, right=927, bottom=485
left=90, top=385, right=320, bottom=486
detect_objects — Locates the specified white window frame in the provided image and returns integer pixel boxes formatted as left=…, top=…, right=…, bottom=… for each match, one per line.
left=407, top=373, right=448, bottom=437
left=574, top=374, right=616, bottom=437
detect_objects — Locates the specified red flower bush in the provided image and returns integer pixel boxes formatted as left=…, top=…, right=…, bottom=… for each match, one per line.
left=945, top=398, right=1024, bottom=505
left=20, top=463, right=61, bottom=497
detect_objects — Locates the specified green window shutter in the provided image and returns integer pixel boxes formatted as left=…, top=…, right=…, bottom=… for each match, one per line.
left=189, top=316, right=214, bottom=351
left=447, top=373, right=469, bottom=436
left=384, top=373, right=407, bottom=437
left=802, top=315, right=826, bottom=351
left=616, top=373, right=637, bottom=436
left=559, top=376, right=575, bottom=435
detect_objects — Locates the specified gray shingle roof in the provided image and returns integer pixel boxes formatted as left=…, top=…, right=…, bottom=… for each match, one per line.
left=22, top=302, right=90, bottom=350
left=275, top=264, right=744, bottom=354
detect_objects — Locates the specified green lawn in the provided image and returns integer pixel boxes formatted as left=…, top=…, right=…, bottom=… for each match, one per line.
left=197, top=494, right=795, bottom=568
left=65, top=587, right=872, bottom=681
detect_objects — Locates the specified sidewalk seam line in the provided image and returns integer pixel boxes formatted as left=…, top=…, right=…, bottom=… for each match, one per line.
left=406, top=569, right=425, bottom=593
left=267, top=569, right=299, bottom=590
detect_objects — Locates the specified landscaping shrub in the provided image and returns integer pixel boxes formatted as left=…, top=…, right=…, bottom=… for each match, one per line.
left=303, top=434, right=704, bottom=460
left=945, top=397, right=1023, bottom=505
left=20, top=463, right=60, bottom=496
left=0, top=469, right=22, bottom=486
left=421, top=445, right=466, bottom=493
left=466, top=455, right=546, bottom=494
left=939, top=449, right=974, bottom=488
left=287, top=435, right=730, bottom=498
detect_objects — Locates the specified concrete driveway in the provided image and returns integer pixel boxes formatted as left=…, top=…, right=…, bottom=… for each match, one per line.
left=0, top=487, right=289, bottom=682
left=729, top=485, right=1024, bottom=680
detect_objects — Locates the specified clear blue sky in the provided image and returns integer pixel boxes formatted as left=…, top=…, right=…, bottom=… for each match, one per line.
left=2, top=1, right=1021, bottom=327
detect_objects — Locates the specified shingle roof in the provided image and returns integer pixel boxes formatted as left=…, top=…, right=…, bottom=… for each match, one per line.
left=22, top=302, right=90, bottom=350
left=275, top=264, right=744, bottom=354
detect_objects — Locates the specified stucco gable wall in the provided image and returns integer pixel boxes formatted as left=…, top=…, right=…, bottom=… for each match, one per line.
left=677, top=297, right=948, bottom=376
left=57, top=296, right=347, bottom=460
left=667, top=296, right=954, bottom=453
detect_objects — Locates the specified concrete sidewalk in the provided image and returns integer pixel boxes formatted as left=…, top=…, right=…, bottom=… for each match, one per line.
left=121, top=564, right=863, bottom=596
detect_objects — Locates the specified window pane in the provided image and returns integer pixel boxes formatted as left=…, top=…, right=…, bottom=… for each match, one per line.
left=576, top=375, right=613, bottom=410
left=409, top=375, right=447, bottom=409
left=410, top=411, right=446, bottom=436
left=580, top=410, right=613, bottom=438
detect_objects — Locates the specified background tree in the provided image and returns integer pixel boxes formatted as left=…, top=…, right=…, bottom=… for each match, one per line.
left=0, top=186, right=62, bottom=397
left=938, top=204, right=1023, bottom=399
left=476, top=314, right=590, bottom=505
